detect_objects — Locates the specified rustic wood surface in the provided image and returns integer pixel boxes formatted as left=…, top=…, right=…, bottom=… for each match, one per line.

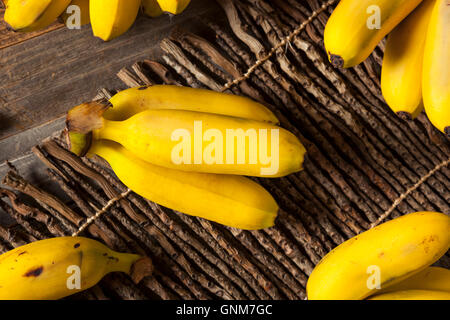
left=0, top=0, right=449, bottom=300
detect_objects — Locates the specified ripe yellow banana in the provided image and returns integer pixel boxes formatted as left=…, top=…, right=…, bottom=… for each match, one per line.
left=156, top=0, right=191, bottom=15
left=377, top=267, right=450, bottom=294
left=86, top=140, right=278, bottom=230
left=324, top=0, right=424, bottom=68
left=106, top=85, right=279, bottom=123
left=67, top=103, right=305, bottom=177
left=307, top=211, right=450, bottom=300
left=89, top=0, right=141, bottom=41
left=4, top=0, right=71, bottom=32
left=422, top=0, right=450, bottom=136
left=142, top=0, right=163, bottom=18
left=0, top=237, right=152, bottom=300
left=61, top=0, right=90, bottom=26
left=368, top=289, right=450, bottom=300
left=381, top=0, right=435, bottom=120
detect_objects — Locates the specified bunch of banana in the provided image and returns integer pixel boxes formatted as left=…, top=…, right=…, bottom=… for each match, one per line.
left=306, top=211, right=450, bottom=300
left=66, top=85, right=306, bottom=230
left=2, top=0, right=191, bottom=41
left=324, top=0, right=449, bottom=136
left=381, top=0, right=434, bottom=120
left=0, top=237, right=153, bottom=300
left=422, top=0, right=449, bottom=136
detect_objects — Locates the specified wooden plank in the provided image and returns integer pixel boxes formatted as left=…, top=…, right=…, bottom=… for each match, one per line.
left=0, top=116, right=65, bottom=164
left=0, top=116, right=76, bottom=225
left=0, top=11, right=65, bottom=50
left=0, top=116, right=66, bottom=194
left=0, top=0, right=220, bottom=141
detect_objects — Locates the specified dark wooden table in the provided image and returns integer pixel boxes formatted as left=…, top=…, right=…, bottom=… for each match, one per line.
left=0, top=0, right=220, bottom=183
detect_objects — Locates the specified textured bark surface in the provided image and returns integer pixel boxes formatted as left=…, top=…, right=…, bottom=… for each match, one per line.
left=0, top=0, right=449, bottom=299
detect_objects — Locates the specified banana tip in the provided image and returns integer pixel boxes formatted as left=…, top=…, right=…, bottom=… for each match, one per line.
left=65, top=129, right=92, bottom=157
left=130, top=256, right=153, bottom=284
left=66, top=102, right=109, bottom=133
left=5, top=22, right=17, bottom=33
left=397, top=112, right=413, bottom=121
left=329, top=53, right=344, bottom=68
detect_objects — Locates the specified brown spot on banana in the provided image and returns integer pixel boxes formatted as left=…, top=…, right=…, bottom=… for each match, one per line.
left=24, top=266, right=44, bottom=277
left=107, top=256, right=119, bottom=262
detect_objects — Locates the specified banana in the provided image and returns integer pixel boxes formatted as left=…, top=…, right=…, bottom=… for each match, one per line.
left=381, top=0, right=435, bottom=120
left=86, top=140, right=278, bottom=230
left=61, top=0, right=90, bottom=26
left=105, top=85, right=279, bottom=123
left=89, top=0, right=141, bottom=41
left=306, top=211, right=450, bottom=300
left=0, top=237, right=152, bottom=300
left=142, top=0, right=163, bottom=18
left=324, top=0, right=424, bottom=68
left=368, top=290, right=450, bottom=300
left=422, top=0, right=450, bottom=136
left=156, top=0, right=190, bottom=15
left=377, top=267, right=450, bottom=294
left=66, top=103, right=306, bottom=177
left=4, top=0, right=72, bottom=32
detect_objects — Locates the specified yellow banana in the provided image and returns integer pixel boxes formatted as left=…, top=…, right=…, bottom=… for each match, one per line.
left=89, top=0, right=141, bottom=41
left=324, top=0, right=424, bottom=68
left=106, top=85, right=279, bottom=123
left=156, top=0, right=190, bottom=15
left=4, top=0, right=71, bottom=32
left=142, top=0, right=163, bottom=18
left=0, top=237, right=152, bottom=300
left=86, top=140, right=278, bottom=230
left=307, top=211, right=450, bottom=300
left=368, top=290, right=450, bottom=300
left=422, top=0, right=450, bottom=136
left=381, top=0, right=435, bottom=120
left=61, top=0, right=90, bottom=26
left=70, top=85, right=277, bottom=158
left=377, top=267, right=450, bottom=294
left=67, top=103, right=305, bottom=177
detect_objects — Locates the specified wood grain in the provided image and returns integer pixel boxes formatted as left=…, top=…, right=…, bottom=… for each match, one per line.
left=0, top=11, right=65, bottom=50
